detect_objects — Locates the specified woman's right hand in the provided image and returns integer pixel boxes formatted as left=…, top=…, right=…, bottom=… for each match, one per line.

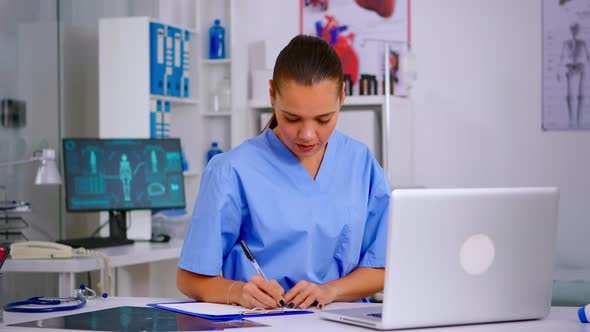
left=237, top=275, right=285, bottom=309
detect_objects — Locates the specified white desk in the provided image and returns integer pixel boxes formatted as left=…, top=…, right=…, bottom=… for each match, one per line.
left=0, top=297, right=586, bottom=332
left=2, top=240, right=183, bottom=297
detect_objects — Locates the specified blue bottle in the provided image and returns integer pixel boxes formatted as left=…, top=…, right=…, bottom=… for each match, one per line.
left=207, top=142, right=223, bottom=162
left=209, top=19, right=225, bottom=59
left=181, top=151, right=189, bottom=171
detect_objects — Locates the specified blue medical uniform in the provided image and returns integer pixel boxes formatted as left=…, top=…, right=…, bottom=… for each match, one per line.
left=179, top=129, right=390, bottom=292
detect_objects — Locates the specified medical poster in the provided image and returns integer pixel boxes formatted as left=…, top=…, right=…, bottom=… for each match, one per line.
left=543, top=0, right=590, bottom=130
left=301, top=0, right=410, bottom=96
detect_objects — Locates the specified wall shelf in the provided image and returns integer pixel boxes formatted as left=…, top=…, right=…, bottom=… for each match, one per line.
left=201, top=111, right=232, bottom=117
left=248, top=95, right=396, bottom=109
left=201, top=58, right=231, bottom=65
left=150, top=95, right=199, bottom=105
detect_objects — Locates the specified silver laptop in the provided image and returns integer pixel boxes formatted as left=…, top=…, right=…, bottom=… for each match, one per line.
left=320, top=187, right=559, bottom=330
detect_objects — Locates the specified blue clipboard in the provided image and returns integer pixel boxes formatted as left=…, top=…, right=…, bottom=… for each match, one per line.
left=148, top=301, right=313, bottom=321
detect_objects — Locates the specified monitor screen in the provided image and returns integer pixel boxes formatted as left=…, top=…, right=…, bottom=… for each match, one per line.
left=62, top=138, right=186, bottom=212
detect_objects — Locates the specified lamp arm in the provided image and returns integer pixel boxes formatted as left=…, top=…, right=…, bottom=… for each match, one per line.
left=0, top=158, right=38, bottom=167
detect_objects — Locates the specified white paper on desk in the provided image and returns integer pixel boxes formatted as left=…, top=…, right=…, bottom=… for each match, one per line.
left=155, top=302, right=309, bottom=317
left=158, top=302, right=246, bottom=315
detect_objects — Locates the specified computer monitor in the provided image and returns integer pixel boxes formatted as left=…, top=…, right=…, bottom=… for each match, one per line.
left=61, top=138, right=186, bottom=248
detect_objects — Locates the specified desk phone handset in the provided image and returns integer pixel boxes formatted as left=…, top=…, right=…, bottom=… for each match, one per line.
left=10, top=241, right=74, bottom=259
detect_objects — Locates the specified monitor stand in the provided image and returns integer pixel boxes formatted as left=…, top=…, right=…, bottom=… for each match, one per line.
left=57, top=210, right=135, bottom=249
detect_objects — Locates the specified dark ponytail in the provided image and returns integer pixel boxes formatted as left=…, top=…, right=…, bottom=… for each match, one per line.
left=263, top=34, right=343, bottom=131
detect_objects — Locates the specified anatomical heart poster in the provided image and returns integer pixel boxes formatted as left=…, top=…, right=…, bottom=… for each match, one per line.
left=301, top=0, right=410, bottom=96
left=543, top=0, right=590, bottom=130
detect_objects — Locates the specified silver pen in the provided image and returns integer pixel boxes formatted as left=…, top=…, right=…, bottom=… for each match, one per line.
left=239, top=240, right=285, bottom=307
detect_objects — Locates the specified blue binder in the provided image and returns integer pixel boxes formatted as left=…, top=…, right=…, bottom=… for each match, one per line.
left=182, top=30, right=191, bottom=98
left=166, top=25, right=182, bottom=97
left=162, top=101, right=171, bottom=137
left=149, top=22, right=166, bottom=95
left=150, top=99, right=162, bottom=138
left=164, top=25, right=174, bottom=96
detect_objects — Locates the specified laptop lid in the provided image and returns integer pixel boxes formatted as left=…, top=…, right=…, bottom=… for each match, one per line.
left=321, top=187, right=559, bottom=330
left=380, top=187, right=559, bottom=329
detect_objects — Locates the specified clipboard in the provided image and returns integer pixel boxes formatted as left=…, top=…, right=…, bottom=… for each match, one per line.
left=148, top=301, right=313, bottom=320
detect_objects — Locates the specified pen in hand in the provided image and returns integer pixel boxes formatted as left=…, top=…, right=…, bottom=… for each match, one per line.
left=240, top=240, right=285, bottom=307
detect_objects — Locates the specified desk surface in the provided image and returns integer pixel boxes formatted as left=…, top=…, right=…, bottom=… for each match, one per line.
left=2, top=239, right=183, bottom=273
left=0, top=297, right=585, bottom=332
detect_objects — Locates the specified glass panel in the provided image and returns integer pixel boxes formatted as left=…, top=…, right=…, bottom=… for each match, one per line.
left=0, top=1, right=60, bottom=243
left=0, top=0, right=60, bottom=303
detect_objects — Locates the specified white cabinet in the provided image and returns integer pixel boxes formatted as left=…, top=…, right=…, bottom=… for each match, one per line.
left=98, top=16, right=199, bottom=169
left=248, top=96, right=415, bottom=188
left=98, top=4, right=239, bottom=210
left=98, top=17, right=200, bottom=238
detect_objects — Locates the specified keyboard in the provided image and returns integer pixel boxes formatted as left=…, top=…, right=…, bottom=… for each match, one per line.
left=57, top=237, right=135, bottom=249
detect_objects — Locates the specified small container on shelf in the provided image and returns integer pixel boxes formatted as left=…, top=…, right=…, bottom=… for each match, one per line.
left=217, top=77, right=231, bottom=112
left=206, top=142, right=224, bottom=163
left=210, top=77, right=231, bottom=113
left=208, top=19, right=225, bottom=59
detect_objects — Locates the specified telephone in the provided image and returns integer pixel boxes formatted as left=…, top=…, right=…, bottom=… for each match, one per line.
left=10, top=241, right=74, bottom=259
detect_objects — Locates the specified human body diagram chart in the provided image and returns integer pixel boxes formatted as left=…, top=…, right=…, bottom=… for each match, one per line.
left=543, top=0, right=590, bottom=130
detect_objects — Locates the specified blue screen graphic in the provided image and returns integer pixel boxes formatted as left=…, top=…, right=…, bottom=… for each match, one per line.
left=63, top=138, right=186, bottom=211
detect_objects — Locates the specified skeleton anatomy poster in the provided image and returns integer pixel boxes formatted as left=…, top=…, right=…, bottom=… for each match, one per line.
left=543, top=0, right=590, bottom=130
left=301, top=0, right=409, bottom=96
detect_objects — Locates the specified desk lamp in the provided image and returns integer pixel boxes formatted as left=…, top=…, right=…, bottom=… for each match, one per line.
left=0, top=149, right=62, bottom=185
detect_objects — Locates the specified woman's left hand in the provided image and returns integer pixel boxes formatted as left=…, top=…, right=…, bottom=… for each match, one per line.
left=283, top=280, right=337, bottom=309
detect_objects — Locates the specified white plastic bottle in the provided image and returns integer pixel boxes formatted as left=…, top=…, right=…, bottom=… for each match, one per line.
left=217, top=77, right=231, bottom=113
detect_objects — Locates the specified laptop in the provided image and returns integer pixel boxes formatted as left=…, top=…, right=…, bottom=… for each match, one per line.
left=320, top=187, right=559, bottom=330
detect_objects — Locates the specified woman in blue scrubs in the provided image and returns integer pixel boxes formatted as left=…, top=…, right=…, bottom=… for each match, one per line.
left=177, top=35, right=390, bottom=310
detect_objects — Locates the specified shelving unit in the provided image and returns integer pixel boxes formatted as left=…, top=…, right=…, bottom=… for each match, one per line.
left=247, top=95, right=415, bottom=188
left=195, top=0, right=235, bottom=161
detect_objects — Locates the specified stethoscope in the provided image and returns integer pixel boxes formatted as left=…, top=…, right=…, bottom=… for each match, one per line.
left=4, top=284, right=107, bottom=313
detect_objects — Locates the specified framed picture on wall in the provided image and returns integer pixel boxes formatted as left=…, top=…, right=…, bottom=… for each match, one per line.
left=301, top=0, right=410, bottom=96
left=542, top=0, right=590, bottom=130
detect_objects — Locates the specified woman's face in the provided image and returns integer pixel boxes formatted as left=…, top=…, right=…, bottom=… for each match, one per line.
left=270, top=79, right=344, bottom=162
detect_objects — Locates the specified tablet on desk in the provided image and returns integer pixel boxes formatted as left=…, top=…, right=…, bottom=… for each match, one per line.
left=9, top=306, right=266, bottom=331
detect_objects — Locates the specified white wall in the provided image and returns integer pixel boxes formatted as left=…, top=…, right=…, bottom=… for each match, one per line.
left=235, top=0, right=590, bottom=276
left=231, top=0, right=300, bottom=146
left=412, top=0, right=590, bottom=273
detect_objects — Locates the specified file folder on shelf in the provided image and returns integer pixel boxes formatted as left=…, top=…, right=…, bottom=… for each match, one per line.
left=150, top=100, right=172, bottom=139
left=164, top=25, right=175, bottom=96
left=148, top=301, right=313, bottom=321
left=150, top=99, right=162, bottom=138
left=162, top=101, right=171, bottom=138
left=182, top=30, right=191, bottom=98
left=149, top=22, right=166, bottom=95
left=166, top=25, right=183, bottom=97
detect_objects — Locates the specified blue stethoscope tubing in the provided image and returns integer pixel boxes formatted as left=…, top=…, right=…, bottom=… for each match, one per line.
left=4, top=295, right=86, bottom=313
left=4, top=284, right=103, bottom=313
